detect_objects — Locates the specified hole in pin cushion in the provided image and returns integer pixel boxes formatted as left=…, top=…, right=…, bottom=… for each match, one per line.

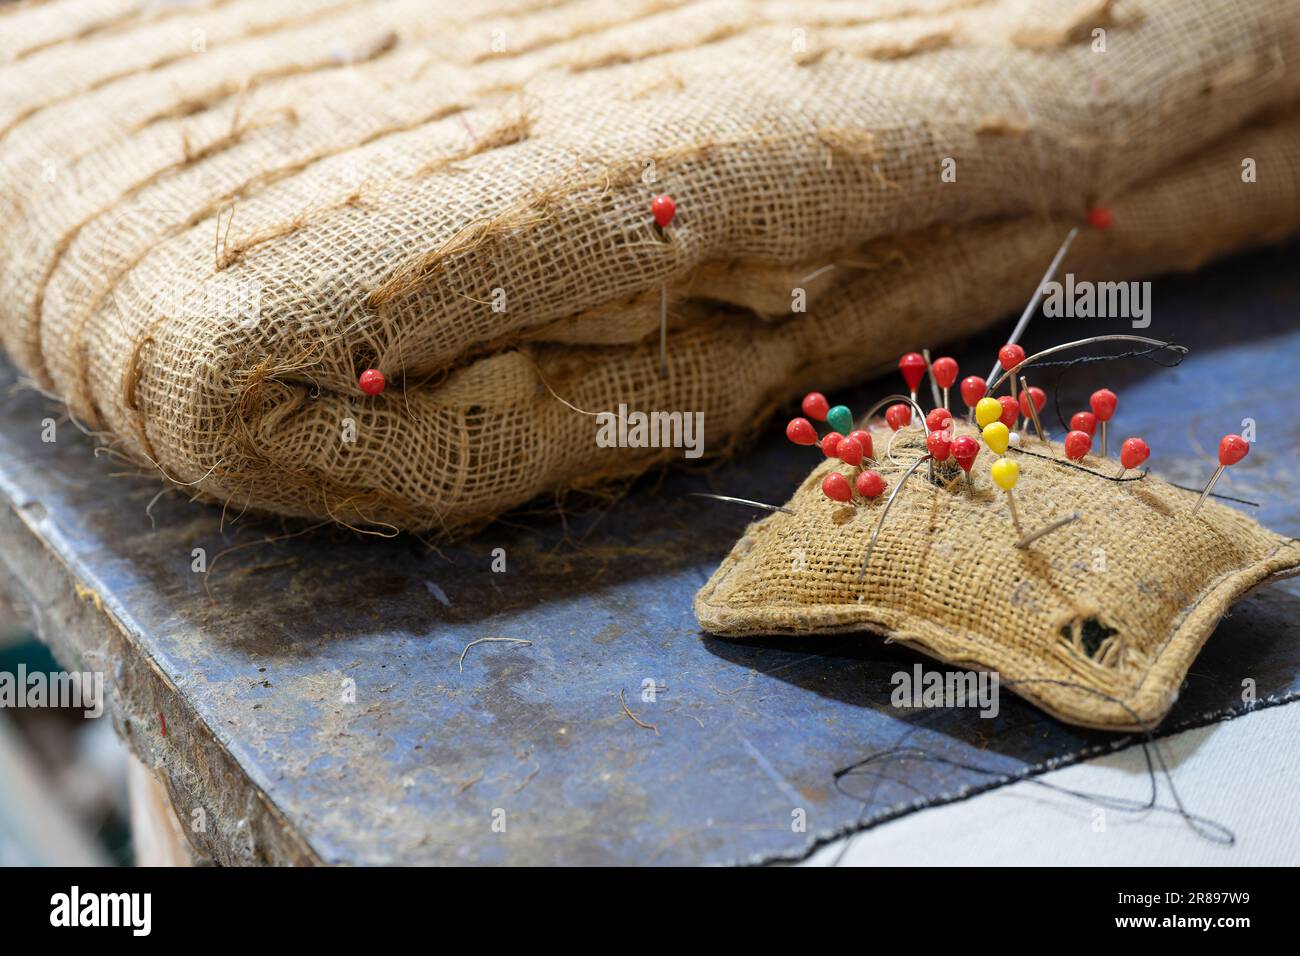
left=694, top=424, right=1300, bottom=731
left=1060, top=616, right=1121, bottom=666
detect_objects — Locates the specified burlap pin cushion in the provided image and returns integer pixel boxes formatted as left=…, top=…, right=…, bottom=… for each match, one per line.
left=3, top=0, right=1300, bottom=532
left=694, top=421, right=1300, bottom=731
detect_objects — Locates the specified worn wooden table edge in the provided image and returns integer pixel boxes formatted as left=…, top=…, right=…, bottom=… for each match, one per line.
left=0, top=469, right=322, bottom=865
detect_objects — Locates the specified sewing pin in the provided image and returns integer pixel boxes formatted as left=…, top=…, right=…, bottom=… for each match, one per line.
left=358, top=369, right=386, bottom=395
left=1070, top=410, right=1097, bottom=437
left=1116, top=436, right=1149, bottom=477
left=859, top=395, right=926, bottom=435
left=1018, top=378, right=1047, bottom=442
left=838, top=430, right=880, bottom=487
left=801, top=392, right=830, bottom=422
left=1064, top=429, right=1092, bottom=461
left=652, top=193, right=676, bottom=229
left=1087, top=205, right=1113, bottom=230
left=926, top=428, right=952, bottom=463
left=1016, top=511, right=1082, bottom=550
left=998, top=342, right=1026, bottom=407
left=855, top=470, right=885, bottom=499
left=982, top=421, right=1010, bottom=456
left=822, top=473, right=853, bottom=503
left=1090, top=388, right=1117, bottom=457
left=927, top=356, right=957, bottom=412
left=925, top=407, right=953, bottom=434
left=991, top=457, right=1022, bottom=535
left=1192, top=435, right=1249, bottom=515
left=997, top=395, right=1019, bottom=430
left=847, top=429, right=874, bottom=462
left=837, top=434, right=865, bottom=467
left=961, top=375, right=987, bottom=424
left=975, top=396, right=1002, bottom=429
left=952, top=435, right=979, bottom=490
left=899, top=352, right=928, bottom=407
left=1086, top=392, right=1118, bottom=460
left=652, top=194, right=676, bottom=379
left=821, top=432, right=843, bottom=458
left=885, top=403, right=912, bottom=431
left=785, top=417, right=818, bottom=446
left=826, top=404, right=854, bottom=436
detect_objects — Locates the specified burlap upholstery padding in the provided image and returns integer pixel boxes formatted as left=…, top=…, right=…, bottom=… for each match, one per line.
left=2, top=0, right=1300, bottom=531
left=694, top=424, right=1300, bottom=731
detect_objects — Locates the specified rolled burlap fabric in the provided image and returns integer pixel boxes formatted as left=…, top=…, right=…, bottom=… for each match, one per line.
left=1, top=0, right=1298, bottom=531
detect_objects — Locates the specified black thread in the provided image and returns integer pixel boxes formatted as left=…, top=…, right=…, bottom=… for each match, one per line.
left=1046, top=345, right=1187, bottom=434
left=1163, top=482, right=1261, bottom=507
left=1011, top=445, right=1148, bottom=481
left=828, top=676, right=1235, bottom=865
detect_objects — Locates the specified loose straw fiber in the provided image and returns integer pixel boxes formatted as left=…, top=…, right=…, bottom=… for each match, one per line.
left=1, top=0, right=1299, bottom=531
left=694, top=425, right=1300, bottom=731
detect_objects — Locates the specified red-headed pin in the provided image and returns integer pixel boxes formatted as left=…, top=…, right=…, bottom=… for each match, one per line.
left=930, top=356, right=959, bottom=411
left=358, top=369, right=386, bottom=396
left=925, top=407, right=953, bottom=434
left=837, top=435, right=865, bottom=467
left=1192, top=435, right=1249, bottom=515
left=651, top=194, right=676, bottom=229
left=926, top=429, right=952, bottom=462
left=960, top=375, right=987, bottom=424
left=1090, top=388, right=1118, bottom=457
left=822, top=472, right=852, bottom=503
left=821, top=432, right=843, bottom=458
left=652, top=195, right=677, bottom=376
left=786, top=418, right=817, bottom=446
left=885, top=403, right=912, bottom=431
left=997, top=395, right=1019, bottom=430
left=801, top=392, right=829, bottom=422
left=1070, top=410, right=1097, bottom=437
left=899, top=353, right=928, bottom=406
left=998, top=343, right=1025, bottom=406
left=856, top=470, right=886, bottom=499
left=1117, top=437, right=1150, bottom=478
left=1064, top=430, right=1092, bottom=462
left=847, top=429, right=874, bottom=462
left=1087, top=205, right=1113, bottom=231
left=952, top=435, right=979, bottom=488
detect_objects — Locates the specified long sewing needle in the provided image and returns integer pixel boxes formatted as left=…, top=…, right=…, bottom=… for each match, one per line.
left=688, top=493, right=796, bottom=515
left=855, top=454, right=932, bottom=591
left=986, top=226, right=1078, bottom=384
